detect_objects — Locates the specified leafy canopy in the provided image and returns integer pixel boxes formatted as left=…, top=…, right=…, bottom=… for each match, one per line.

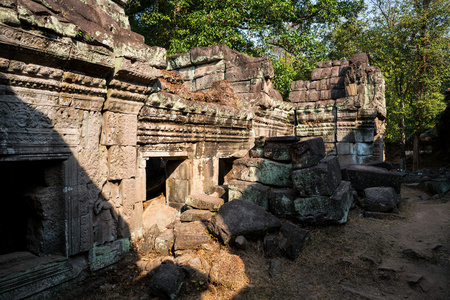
left=326, top=0, right=450, bottom=144
left=126, top=0, right=364, bottom=98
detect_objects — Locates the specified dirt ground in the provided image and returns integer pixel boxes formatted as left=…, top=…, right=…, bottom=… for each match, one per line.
left=63, top=183, right=449, bottom=300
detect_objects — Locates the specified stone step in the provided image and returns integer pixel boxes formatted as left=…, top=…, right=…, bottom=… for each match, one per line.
left=173, top=221, right=211, bottom=250
left=180, top=209, right=212, bottom=222
left=185, top=194, right=224, bottom=211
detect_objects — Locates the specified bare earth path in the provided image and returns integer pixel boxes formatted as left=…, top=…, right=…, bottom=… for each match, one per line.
left=67, top=185, right=450, bottom=300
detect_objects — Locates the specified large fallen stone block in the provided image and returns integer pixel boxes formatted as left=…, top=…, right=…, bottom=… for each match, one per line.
left=230, top=158, right=292, bottom=187
left=278, top=221, right=310, bottom=260
left=292, top=156, right=342, bottom=197
left=363, top=187, right=400, bottom=212
left=228, top=179, right=270, bottom=210
left=289, top=137, right=326, bottom=170
left=148, top=264, right=184, bottom=300
left=417, top=178, right=450, bottom=195
left=294, top=181, right=353, bottom=224
left=268, top=188, right=298, bottom=216
left=342, top=165, right=403, bottom=194
left=142, top=197, right=177, bottom=231
left=208, top=199, right=282, bottom=244
left=185, top=194, right=224, bottom=211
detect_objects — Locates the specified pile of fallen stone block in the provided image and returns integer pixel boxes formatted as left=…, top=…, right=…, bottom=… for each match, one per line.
left=227, top=136, right=354, bottom=224
left=139, top=135, right=445, bottom=299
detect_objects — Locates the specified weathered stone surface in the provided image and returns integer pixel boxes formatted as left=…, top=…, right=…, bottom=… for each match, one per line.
left=173, top=221, right=211, bottom=250
left=417, top=178, right=450, bottom=195
left=191, top=44, right=231, bottom=65
left=185, top=194, right=224, bottom=211
left=289, top=137, right=326, bottom=170
left=235, top=235, right=248, bottom=249
left=230, top=158, right=292, bottom=187
left=263, top=233, right=281, bottom=258
left=268, top=188, right=298, bottom=216
left=208, top=185, right=227, bottom=199
left=363, top=187, right=400, bottom=212
left=88, top=238, right=130, bottom=271
left=139, top=224, right=160, bottom=254
left=208, top=199, right=282, bottom=244
left=228, top=179, right=271, bottom=210
left=174, top=254, right=209, bottom=281
left=180, top=209, right=212, bottom=222
left=154, top=229, right=174, bottom=255
left=263, top=138, right=300, bottom=162
left=167, top=52, right=192, bottom=70
left=291, top=54, right=385, bottom=164
left=292, top=156, right=342, bottom=197
left=342, top=165, right=403, bottom=194
left=294, top=181, right=353, bottom=224
left=107, top=146, right=136, bottom=180
left=142, top=197, right=177, bottom=231
left=148, top=264, right=184, bottom=300
left=278, top=221, right=310, bottom=260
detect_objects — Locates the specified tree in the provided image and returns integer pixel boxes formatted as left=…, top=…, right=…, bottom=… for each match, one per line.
left=327, top=0, right=450, bottom=170
left=125, top=0, right=364, bottom=96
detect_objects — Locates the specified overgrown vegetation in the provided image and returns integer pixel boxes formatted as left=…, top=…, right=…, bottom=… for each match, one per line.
left=327, top=0, right=450, bottom=169
left=125, top=0, right=450, bottom=169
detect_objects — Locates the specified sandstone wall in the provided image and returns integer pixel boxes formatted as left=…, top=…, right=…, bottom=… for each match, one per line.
left=0, top=3, right=294, bottom=294
left=289, top=53, right=386, bottom=166
left=167, top=45, right=295, bottom=138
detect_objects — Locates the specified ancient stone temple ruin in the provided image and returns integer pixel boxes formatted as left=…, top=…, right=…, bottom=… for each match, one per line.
left=0, top=0, right=385, bottom=298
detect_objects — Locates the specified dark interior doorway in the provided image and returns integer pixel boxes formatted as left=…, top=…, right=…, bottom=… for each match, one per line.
left=219, top=158, right=235, bottom=185
left=145, top=157, right=167, bottom=201
left=0, top=160, right=64, bottom=256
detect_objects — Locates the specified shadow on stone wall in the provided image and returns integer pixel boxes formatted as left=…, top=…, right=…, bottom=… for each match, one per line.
left=0, top=74, right=132, bottom=299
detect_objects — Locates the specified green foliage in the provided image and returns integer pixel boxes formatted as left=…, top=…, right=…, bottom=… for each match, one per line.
left=126, top=0, right=364, bottom=99
left=326, top=0, right=450, bottom=146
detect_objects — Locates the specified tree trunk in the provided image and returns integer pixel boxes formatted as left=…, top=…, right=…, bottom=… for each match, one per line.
left=412, top=132, right=421, bottom=171
left=400, top=99, right=406, bottom=169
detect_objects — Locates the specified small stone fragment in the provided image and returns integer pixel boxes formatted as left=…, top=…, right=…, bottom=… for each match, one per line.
left=235, top=235, right=248, bottom=250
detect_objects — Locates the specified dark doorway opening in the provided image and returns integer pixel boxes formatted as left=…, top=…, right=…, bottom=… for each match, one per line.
left=145, top=157, right=167, bottom=201
left=0, top=160, right=64, bottom=256
left=219, top=158, right=235, bottom=185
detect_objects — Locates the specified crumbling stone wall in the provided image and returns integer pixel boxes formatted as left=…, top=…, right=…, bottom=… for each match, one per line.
left=289, top=54, right=386, bottom=166
left=0, top=3, right=295, bottom=297
left=0, top=0, right=386, bottom=297
left=167, top=45, right=294, bottom=138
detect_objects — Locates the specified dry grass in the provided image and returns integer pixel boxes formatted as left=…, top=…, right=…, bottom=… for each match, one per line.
left=69, top=190, right=449, bottom=300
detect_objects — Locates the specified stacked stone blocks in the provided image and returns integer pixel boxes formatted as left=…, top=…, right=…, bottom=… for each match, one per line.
left=289, top=54, right=386, bottom=166
left=228, top=137, right=354, bottom=224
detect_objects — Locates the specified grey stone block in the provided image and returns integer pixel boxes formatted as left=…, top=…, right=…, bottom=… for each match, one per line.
left=294, top=181, right=353, bottom=224
left=230, top=158, right=292, bottom=187
left=363, top=187, right=400, bottom=212
left=292, top=156, right=342, bottom=197
left=288, top=137, right=326, bottom=170
left=268, top=188, right=298, bottom=216
left=208, top=199, right=282, bottom=244
left=228, top=179, right=270, bottom=210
